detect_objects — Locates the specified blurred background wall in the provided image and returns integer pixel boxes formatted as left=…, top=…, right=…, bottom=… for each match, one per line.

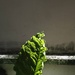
left=0, top=0, right=75, bottom=47
left=1, top=64, right=75, bottom=75
left=0, top=1, right=75, bottom=75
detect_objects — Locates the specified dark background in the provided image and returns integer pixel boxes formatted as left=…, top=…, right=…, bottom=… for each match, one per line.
left=0, top=0, right=75, bottom=54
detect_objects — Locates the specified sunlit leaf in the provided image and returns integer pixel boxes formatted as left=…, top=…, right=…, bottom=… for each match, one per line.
left=13, top=32, right=47, bottom=75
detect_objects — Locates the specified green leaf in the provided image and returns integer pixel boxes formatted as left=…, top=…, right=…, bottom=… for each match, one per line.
left=13, top=32, right=47, bottom=75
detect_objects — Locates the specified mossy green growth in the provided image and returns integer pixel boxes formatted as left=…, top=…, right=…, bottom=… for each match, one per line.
left=13, top=32, right=47, bottom=75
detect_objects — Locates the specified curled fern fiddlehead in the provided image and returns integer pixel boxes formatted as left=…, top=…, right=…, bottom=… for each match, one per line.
left=13, top=32, right=47, bottom=75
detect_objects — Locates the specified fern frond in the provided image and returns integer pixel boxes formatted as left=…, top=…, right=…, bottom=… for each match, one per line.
left=13, top=32, right=47, bottom=75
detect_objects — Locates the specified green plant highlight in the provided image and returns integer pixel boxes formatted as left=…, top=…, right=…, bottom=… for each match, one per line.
left=13, top=32, right=47, bottom=75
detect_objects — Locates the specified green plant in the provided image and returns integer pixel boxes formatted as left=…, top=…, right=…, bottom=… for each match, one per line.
left=13, top=32, right=47, bottom=75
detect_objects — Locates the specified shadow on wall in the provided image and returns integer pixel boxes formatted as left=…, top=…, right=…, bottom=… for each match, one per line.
left=46, top=41, right=75, bottom=55
left=0, top=64, right=16, bottom=75
left=0, top=66, right=7, bottom=75
left=0, top=41, right=23, bottom=54
left=0, top=41, right=75, bottom=55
